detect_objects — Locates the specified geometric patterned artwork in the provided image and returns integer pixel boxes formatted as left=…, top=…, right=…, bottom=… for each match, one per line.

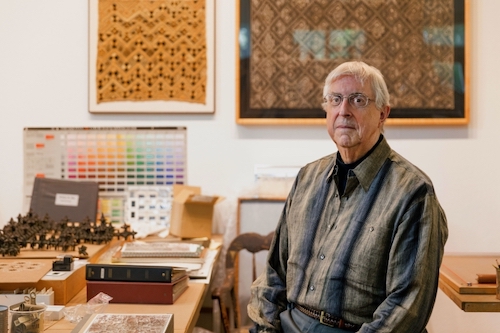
left=88, top=0, right=215, bottom=113
left=250, top=0, right=454, bottom=110
left=97, top=0, right=207, bottom=104
left=75, top=314, right=173, bottom=333
left=238, top=0, right=468, bottom=125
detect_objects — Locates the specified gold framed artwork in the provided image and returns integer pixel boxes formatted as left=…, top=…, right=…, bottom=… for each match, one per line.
left=236, top=0, right=469, bottom=126
left=89, top=0, right=215, bottom=114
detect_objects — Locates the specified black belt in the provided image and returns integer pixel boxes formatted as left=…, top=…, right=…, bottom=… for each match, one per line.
left=294, top=304, right=361, bottom=331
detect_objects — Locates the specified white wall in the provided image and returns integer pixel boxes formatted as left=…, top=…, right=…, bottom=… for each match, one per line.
left=0, top=1, right=499, bottom=332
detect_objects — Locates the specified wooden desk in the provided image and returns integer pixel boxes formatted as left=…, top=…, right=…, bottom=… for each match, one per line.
left=439, top=253, right=500, bottom=312
left=44, top=283, right=206, bottom=333
left=43, top=236, right=222, bottom=333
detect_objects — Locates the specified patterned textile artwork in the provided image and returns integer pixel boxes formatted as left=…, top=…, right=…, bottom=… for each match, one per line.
left=96, top=0, right=207, bottom=104
left=249, top=0, right=455, bottom=111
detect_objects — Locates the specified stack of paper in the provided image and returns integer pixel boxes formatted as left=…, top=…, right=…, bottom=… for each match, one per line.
left=112, top=241, right=205, bottom=264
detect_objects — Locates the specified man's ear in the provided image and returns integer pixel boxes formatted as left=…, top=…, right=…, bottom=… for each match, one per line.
left=380, top=106, right=390, bottom=123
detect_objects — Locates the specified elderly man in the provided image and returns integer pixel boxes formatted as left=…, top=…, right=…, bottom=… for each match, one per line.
left=248, top=61, right=448, bottom=333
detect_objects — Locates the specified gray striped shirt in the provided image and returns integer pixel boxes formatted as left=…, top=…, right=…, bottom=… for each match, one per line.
left=248, top=137, right=448, bottom=333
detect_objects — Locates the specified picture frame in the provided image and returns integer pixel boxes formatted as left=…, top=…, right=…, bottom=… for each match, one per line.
left=88, top=0, right=215, bottom=114
left=236, top=0, right=469, bottom=126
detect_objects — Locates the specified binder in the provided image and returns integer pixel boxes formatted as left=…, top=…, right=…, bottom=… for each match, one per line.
left=86, top=275, right=189, bottom=304
left=29, top=177, right=99, bottom=223
left=85, top=263, right=187, bottom=283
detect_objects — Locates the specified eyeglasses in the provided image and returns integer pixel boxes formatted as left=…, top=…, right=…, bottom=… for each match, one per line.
left=323, top=93, right=375, bottom=109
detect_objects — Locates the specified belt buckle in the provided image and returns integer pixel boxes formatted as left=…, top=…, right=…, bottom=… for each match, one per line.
left=319, top=311, right=335, bottom=328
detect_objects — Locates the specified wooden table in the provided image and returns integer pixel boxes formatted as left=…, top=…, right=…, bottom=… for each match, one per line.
left=44, top=282, right=206, bottom=333
left=438, top=253, right=500, bottom=312
left=42, top=236, right=222, bottom=332
left=439, top=279, right=500, bottom=312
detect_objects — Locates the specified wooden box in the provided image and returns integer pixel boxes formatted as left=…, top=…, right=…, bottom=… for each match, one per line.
left=0, top=243, right=110, bottom=304
left=440, top=254, right=500, bottom=295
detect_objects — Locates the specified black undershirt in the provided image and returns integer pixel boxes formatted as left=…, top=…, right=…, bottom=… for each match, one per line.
left=336, top=134, right=383, bottom=196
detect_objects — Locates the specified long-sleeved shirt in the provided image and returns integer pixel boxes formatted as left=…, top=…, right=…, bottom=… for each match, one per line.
left=248, top=137, right=448, bottom=333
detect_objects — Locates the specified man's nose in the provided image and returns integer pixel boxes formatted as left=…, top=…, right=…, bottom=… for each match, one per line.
left=338, top=98, right=352, bottom=116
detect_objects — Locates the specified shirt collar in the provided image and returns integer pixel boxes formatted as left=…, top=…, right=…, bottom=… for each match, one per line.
left=328, top=136, right=391, bottom=191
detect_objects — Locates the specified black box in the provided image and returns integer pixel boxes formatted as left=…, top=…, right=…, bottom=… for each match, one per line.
left=53, top=255, right=74, bottom=271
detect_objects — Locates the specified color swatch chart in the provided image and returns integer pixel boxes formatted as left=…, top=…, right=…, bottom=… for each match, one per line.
left=23, top=127, right=187, bottom=212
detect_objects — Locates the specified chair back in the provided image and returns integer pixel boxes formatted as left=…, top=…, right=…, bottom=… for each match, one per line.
left=213, top=232, right=274, bottom=333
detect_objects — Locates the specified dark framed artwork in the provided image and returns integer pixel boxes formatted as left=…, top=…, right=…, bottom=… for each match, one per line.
left=89, top=0, right=215, bottom=114
left=236, top=0, right=469, bottom=125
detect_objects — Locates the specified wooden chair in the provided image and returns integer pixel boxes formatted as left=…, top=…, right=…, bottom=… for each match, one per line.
left=212, top=232, right=274, bottom=333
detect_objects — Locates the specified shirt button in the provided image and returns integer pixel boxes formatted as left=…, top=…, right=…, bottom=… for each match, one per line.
left=334, top=194, right=338, bottom=198
left=320, top=254, right=325, bottom=260
left=369, top=227, right=374, bottom=232
left=309, top=286, right=315, bottom=291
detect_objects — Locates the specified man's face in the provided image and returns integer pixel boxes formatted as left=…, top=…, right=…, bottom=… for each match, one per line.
left=325, top=76, right=389, bottom=158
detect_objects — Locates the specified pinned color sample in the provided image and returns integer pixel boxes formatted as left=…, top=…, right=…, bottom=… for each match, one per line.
left=23, top=127, right=187, bottom=213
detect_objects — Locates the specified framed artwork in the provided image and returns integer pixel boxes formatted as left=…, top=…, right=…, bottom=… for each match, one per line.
left=89, top=0, right=215, bottom=114
left=236, top=0, right=469, bottom=126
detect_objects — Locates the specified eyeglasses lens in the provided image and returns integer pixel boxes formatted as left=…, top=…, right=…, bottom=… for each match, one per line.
left=349, top=94, right=368, bottom=108
left=325, top=94, right=370, bottom=108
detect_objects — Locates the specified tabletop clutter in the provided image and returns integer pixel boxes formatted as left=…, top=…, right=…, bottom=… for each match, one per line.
left=0, top=182, right=221, bottom=333
left=8, top=292, right=47, bottom=333
left=2, top=288, right=112, bottom=333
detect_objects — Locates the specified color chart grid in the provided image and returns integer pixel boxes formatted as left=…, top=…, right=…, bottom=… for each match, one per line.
left=23, top=127, right=187, bottom=222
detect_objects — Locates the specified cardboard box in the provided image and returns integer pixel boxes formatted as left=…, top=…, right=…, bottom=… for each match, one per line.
left=169, top=185, right=219, bottom=239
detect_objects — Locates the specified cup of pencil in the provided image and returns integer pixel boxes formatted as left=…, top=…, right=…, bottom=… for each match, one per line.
left=9, top=302, right=46, bottom=333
